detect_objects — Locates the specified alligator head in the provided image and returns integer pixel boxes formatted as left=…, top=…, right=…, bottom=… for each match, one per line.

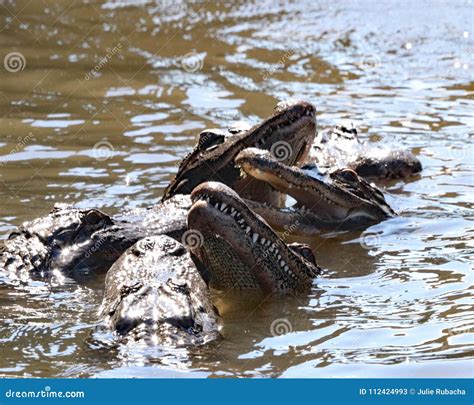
left=312, top=125, right=422, bottom=180
left=1, top=196, right=192, bottom=284
left=350, top=148, right=423, bottom=180
left=162, top=100, right=316, bottom=201
left=187, top=182, right=321, bottom=294
left=0, top=204, right=115, bottom=282
left=236, top=148, right=395, bottom=235
left=99, top=235, right=219, bottom=346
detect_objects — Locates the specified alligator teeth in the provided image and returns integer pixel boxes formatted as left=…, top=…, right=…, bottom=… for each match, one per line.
left=284, top=265, right=290, bottom=272
left=245, top=226, right=251, bottom=234
left=220, top=203, right=227, bottom=211
left=260, top=237, right=266, bottom=245
left=277, top=254, right=282, bottom=260
left=252, top=233, right=259, bottom=243
left=280, top=260, right=286, bottom=267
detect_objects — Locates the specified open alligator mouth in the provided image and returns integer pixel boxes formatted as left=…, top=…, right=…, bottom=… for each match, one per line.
left=162, top=100, right=316, bottom=200
left=188, top=182, right=320, bottom=293
left=235, top=148, right=395, bottom=235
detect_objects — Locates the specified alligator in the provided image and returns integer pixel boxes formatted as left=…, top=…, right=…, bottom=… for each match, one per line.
left=310, top=125, right=422, bottom=180
left=162, top=99, right=317, bottom=205
left=0, top=100, right=317, bottom=284
left=1, top=178, right=322, bottom=295
left=188, top=182, right=321, bottom=293
left=0, top=100, right=317, bottom=283
left=0, top=195, right=191, bottom=284
left=99, top=181, right=323, bottom=343
left=99, top=235, right=220, bottom=346
left=236, top=148, right=395, bottom=235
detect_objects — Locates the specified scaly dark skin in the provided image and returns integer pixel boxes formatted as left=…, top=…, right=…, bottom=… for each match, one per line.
left=162, top=100, right=317, bottom=204
left=188, top=182, right=321, bottom=293
left=311, top=125, right=422, bottom=180
left=99, top=182, right=320, bottom=344
left=0, top=196, right=191, bottom=284
left=99, top=235, right=219, bottom=346
left=1, top=99, right=316, bottom=284
left=236, top=148, right=395, bottom=235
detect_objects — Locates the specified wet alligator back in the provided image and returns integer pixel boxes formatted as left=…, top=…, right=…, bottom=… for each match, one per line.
left=0, top=196, right=191, bottom=285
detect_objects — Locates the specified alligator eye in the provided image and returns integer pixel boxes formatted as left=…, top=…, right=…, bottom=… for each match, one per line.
left=299, top=247, right=316, bottom=264
left=289, top=243, right=317, bottom=265
left=339, top=168, right=359, bottom=183
left=84, top=209, right=107, bottom=225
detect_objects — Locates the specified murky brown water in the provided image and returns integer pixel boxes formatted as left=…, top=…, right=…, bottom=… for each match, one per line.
left=0, top=0, right=473, bottom=378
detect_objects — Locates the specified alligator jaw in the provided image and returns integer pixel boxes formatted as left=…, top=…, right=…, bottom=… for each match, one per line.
left=188, top=182, right=320, bottom=293
left=236, top=148, right=395, bottom=234
left=162, top=100, right=316, bottom=200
